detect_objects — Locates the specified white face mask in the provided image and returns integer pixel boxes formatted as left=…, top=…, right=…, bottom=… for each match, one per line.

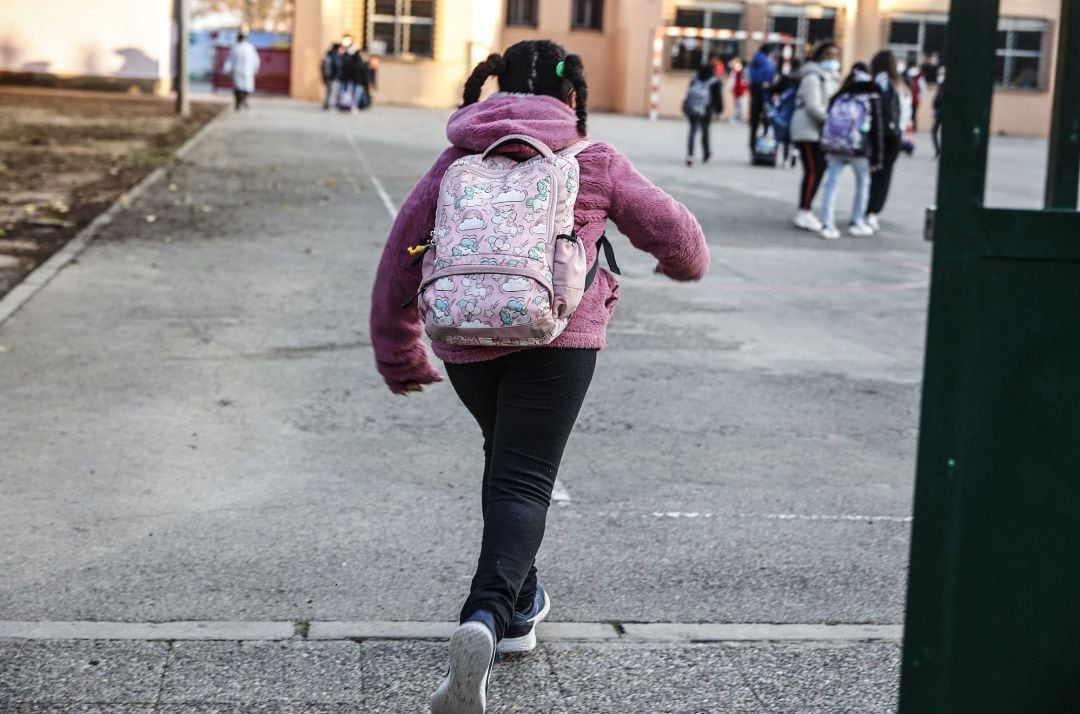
left=820, top=59, right=841, bottom=73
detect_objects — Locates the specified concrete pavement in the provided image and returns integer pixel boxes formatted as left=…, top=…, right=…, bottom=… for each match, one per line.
left=0, top=98, right=1049, bottom=711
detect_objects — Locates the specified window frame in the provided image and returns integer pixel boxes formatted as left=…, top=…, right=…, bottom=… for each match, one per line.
left=669, top=2, right=746, bottom=71
left=571, top=0, right=605, bottom=32
left=765, top=3, right=837, bottom=60
left=505, top=0, right=538, bottom=28
left=995, top=17, right=1048, bottom=91
left=886, top=12, right=948, bottom=84
left=366, top=0, right=436, bottom=58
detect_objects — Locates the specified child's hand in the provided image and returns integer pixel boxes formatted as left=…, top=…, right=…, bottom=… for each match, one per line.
left=393, top=373, right=443, bottom=396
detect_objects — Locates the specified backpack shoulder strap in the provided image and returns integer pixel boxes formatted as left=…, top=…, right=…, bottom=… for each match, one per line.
left=557, top=140, right=591, bottom=159
left=584, top=234, right=621, bottom=292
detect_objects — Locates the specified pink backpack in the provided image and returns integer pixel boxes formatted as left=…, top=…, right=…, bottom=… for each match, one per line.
left=414, top=134, right=600, bottom=346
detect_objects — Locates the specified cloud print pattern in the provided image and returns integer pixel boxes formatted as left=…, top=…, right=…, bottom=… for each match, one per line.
left=501, top=277, right=531, bottom=292
left=370, top=93, right=709, bottom=394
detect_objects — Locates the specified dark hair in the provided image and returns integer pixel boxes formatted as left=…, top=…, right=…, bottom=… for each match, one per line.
left=238, top=32, right=248, bottom=42
left=870, top=49, right=902, bottom=90
left=758, top=43, right=772, bottom=55
left=789, top=57, right=803, bottom=72
left=696, top=63, right=714, bottom=82
left=836, top=61, right=871, bottom=98
left=462, top=40, right=589, bottom=136
left=810, top=41, right=838, bottom=62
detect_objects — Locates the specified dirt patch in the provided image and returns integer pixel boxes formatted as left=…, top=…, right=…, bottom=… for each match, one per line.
left=0, top=88, right=223, bottom=298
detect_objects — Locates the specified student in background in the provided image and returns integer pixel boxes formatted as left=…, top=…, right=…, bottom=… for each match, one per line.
left=747, top=44, right=777, bottom=154
left=789, top=41, right=841, bottom=232
left=683, top=63, right=723, bottom=166
left=769, top=57, right=802, bottom=168
left=866, top=50, right=908, bottom=231
left=729, top=58, right=748, bottom=123
left=818, top=63, right=885, bottom=239
left=321, top=43, right=342, bottom=110
left=931, top=68, right=945, bottom=158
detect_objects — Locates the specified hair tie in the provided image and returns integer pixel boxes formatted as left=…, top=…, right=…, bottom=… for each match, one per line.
left=555, top=60, right=566, bottom=78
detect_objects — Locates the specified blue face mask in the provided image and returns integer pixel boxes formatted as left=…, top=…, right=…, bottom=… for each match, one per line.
left=820, top=59, right=841, bottom=73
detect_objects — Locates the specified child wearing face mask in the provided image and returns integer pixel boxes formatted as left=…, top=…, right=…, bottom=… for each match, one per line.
left=789, top=41, right=842, bottom=233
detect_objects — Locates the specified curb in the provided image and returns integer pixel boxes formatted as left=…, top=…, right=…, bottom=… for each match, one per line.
left=0, top=107, right=229, bottom=327
left=0, top=620, right=904, bottom=643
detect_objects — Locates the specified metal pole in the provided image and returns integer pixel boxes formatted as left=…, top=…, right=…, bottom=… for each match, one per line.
left=176, top=0, right=190, bottom=117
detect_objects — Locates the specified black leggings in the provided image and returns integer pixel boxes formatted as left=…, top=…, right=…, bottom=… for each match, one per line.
left=749, top=85, right=766, bottom=151
left=445, top=348, right=597, bottom=640
left=869, top=137, right=902, bottom=215
left=796, top=141, right=826, bottom=210
left=687, top=114, right=711, bottom=160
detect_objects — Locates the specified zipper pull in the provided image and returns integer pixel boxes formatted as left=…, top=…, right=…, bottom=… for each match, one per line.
left=406, top=230, right=436, bottom=257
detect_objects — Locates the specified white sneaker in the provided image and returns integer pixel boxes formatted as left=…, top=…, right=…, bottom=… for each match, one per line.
left=820, top=225, right=841, bottom=240
left=849, top=221, right=874, bottom=237
left=430, top=621, right=495, bottom=714
left=793, top=210, right=823, bottom=232
left=866, top=213, right=880, bottom=231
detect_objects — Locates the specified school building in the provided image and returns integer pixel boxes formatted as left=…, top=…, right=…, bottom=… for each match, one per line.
left=0, top=0, right=176, bottom=94
left=291, top=0, right=1063, bottom=137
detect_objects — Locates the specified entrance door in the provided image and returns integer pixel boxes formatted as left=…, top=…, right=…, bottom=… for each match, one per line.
left=899, top=1, right=1080, bottom=711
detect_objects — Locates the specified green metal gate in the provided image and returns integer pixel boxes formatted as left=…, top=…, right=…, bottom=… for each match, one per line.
left=899, top=0, right=1080, bottom=711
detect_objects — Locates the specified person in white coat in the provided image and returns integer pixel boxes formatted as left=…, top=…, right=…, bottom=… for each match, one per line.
left=224, top=33, right=260, bottom=110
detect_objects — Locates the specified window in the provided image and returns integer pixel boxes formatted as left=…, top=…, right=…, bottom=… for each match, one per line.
left=572, top=0, right=604, bottom=31
left=766, top=4, right=836, bottom=60
left=996, top=18, right=1047, bottom=90
left=887, top=13, right=947, bottom=84
left=367, top=0, right=435, bottom=57
left=670, top=3, right=744, bottom=70
left=506, top=0, right=537, bottom=27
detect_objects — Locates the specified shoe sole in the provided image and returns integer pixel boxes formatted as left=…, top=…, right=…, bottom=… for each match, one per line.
left=793, top=220, right=823, bottom=232
left=430, top=622, right=494, bottom=714
left=496, top=593, right=551, bottom=654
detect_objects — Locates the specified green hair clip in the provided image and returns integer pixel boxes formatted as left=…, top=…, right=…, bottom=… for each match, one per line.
left=555, top=60, right=566, bottom=78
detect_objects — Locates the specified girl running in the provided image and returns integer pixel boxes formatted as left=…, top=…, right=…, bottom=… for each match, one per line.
left=369, top=40, right=709, bottom=714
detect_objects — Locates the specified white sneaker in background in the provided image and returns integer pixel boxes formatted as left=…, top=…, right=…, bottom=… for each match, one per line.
left=793, top=210, right=824, bottom=232
left=820, top=225, right=841, bottom=240
left=866, top=213, right=881, bottom=231
left=849, top=222, right=875, bottom=237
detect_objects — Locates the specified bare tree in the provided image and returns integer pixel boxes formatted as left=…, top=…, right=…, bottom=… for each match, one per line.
left=193, top=0, right=294, bottom=31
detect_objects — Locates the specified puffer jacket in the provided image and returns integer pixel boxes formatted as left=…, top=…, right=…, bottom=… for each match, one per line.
left=369, top=93, right=710, bottom=393
left=790, top=61, right=840, bottom=143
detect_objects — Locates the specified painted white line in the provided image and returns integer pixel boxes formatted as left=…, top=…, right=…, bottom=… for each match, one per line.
left=551, top=479, right=571, bottom=503
left=621, top=623, right=902, bottom=642
left=0, top=108, right=228, bottom=327
left=649, top=511, right=912, bottom=524
left=345, top=132, right=399, bottom=220
left=0, top=620, right=901, bottom=643
left=0, top=620, right=294, bottom=641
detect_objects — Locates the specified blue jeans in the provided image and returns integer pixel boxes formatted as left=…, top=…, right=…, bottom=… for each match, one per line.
left=821, top=155, right=871, bottom=228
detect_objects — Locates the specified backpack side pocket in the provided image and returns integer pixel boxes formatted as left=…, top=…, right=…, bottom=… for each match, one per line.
left=552, top=233, right=587, bottom=319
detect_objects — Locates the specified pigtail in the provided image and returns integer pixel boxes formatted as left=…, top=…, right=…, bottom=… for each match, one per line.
left=561, top=54, right=589, bottom=136
left=462, top=53, right=505, bottom=106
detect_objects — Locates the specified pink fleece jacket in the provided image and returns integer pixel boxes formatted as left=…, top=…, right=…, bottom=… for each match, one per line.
left=370, top=94, right=709, bottom=393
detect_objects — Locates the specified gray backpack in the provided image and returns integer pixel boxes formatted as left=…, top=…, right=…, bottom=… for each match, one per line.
left=683, top=78, right=715, bottom=118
